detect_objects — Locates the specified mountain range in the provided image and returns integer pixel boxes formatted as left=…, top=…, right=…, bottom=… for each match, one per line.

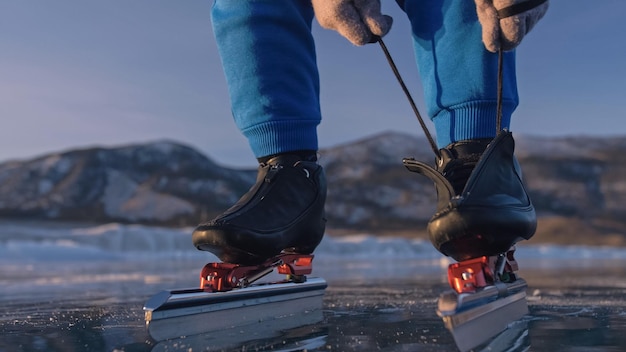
left=1, top=132, right=625, bottom=247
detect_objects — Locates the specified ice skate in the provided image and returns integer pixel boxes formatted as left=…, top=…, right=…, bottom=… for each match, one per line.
left=143, top=154, right=328, bottom=341
left=403, top=131, right=535, bottom=350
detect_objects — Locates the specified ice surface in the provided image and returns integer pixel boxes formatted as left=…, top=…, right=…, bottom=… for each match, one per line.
left=1, top=222, right=625, bottom=351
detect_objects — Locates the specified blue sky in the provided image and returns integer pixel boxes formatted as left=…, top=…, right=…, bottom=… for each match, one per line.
left=1, top=1, right=624, bottom=167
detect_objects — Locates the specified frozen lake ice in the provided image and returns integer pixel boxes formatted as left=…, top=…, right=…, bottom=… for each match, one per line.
left=1, top=222, right=626, bottom=351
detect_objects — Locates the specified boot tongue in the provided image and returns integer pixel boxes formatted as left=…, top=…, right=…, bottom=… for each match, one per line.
left=447, top=138, right=492, bottom=159
left=437, top=139, right=492, bottom=195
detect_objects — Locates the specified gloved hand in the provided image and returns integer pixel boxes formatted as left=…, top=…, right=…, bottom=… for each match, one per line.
left=311, top=0, right=392, bottom=46
left=475, top=0, right=549, bottom=52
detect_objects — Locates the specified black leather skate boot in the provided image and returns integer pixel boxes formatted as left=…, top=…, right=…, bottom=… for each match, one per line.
left=404, top=131, right=536, bottom=261
left=192, top=154, right=327, bottom=265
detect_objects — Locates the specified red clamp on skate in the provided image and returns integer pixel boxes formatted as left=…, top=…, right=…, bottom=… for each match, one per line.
left=200, top=253, right=314, bottom=292
left=447, top=248, right=520, bottom=294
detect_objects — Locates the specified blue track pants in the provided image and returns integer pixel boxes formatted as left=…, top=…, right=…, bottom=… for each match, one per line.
left=211, top=0, right=518, bottom=157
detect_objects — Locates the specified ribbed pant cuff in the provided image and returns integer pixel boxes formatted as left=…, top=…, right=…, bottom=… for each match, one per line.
left=243, top=119, right=319, bottom=158
left=433, top=101, right=516, bottom=148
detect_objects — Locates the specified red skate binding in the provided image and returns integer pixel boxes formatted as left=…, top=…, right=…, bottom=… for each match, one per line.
left=200, top=253, right=314, bottom=292
left=447, top=247, right=520, bottom=294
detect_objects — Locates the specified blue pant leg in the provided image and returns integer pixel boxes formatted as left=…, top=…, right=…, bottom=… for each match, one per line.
left=398, top=0, right=519, bottom=147
left=211, top=0, right=320, bottom=158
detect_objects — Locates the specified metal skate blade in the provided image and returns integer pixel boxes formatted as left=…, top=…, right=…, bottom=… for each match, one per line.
left=437, top=278, right=528, bottom=352
left=144, top=277, right=327, bottom=341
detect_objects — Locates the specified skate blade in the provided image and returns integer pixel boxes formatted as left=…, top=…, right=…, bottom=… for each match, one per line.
left=144, top=277, right=327, bottom=341
left=437, top=278, right=528, bottom=352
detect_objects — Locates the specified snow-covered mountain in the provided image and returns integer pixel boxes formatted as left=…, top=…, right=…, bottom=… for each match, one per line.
left=0, top=141, right=256, bottom=225
left=0, top=132, right=625, bottom=243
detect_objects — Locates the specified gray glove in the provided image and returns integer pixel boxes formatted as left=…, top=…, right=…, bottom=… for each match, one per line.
left=475, top=0, right=549, bottom=52
left=312, top=0, right=392, bottom=46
